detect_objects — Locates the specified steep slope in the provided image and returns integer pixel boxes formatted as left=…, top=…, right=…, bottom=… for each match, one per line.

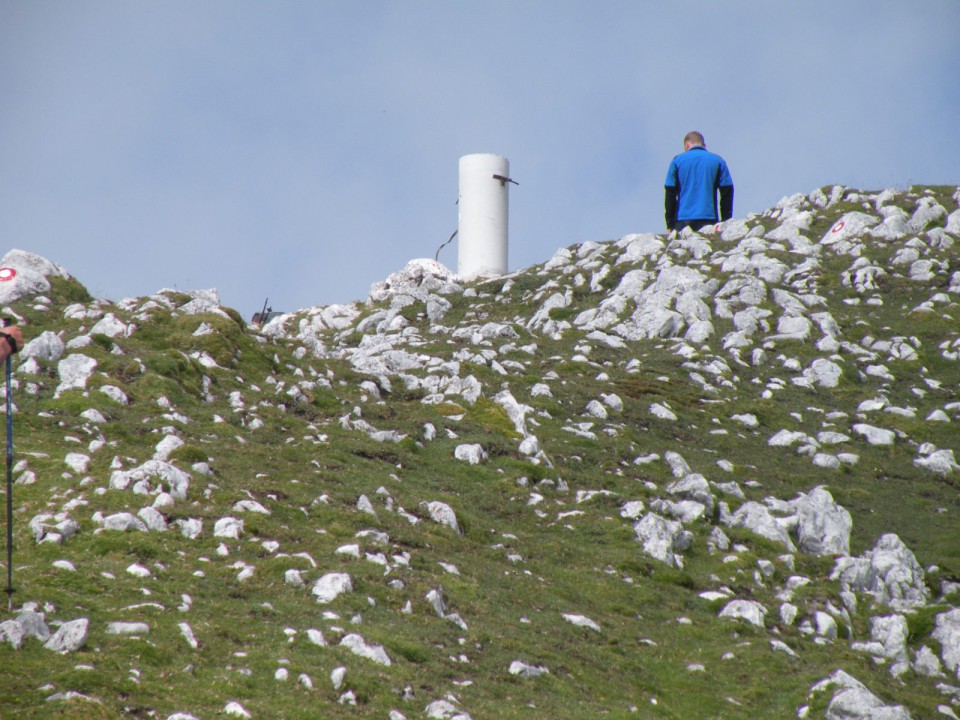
left=1, top=185, right=959, bottom=720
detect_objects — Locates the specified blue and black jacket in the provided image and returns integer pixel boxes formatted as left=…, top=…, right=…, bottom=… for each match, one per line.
left=664, top=146, right=734, bottom=231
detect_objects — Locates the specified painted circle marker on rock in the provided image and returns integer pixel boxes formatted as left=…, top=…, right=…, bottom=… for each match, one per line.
left=0, top=268, right=16, bottom=282
left=831, top=221, right=845, bottom=233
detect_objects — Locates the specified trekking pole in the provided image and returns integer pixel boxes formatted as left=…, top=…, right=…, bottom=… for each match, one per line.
left=4, top=321, right=13, bottom=611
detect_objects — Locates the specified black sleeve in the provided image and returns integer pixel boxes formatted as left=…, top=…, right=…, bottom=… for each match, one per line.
left=719, top=185, right=734, bottom=222
left=664, top=186, right=678, bottom=231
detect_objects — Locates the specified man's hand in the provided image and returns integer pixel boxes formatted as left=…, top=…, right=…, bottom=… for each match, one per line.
left=0, top=326, right=24, bottom=360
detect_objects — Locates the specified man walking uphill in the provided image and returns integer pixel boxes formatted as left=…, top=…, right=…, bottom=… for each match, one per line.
left=664, top=131, right=734, bottom=233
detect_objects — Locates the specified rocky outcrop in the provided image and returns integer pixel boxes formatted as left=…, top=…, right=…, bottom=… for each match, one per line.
left=831, top=534, right=929, bottom=611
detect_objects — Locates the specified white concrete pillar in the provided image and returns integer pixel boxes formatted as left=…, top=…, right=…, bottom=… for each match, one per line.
left=458, top=153, right=510, bottom=278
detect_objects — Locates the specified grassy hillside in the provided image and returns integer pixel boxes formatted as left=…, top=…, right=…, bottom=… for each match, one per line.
left=1, top=184, right=959, bottom=720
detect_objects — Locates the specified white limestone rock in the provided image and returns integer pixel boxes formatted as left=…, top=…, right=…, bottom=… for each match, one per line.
left=340, top=633, right=391, bottom=666
left=127, top=562, right=151, bottom=578
left=831, top=534, right=928, bottom=611
left=29, top=514, right=79, bottom=545
left=224, top=701, right=252, bottom=718
left=770, top=638, right=799, bottom=658
left=812, top=453, right=841, bottom=469
left=719, top=599, right=767, bottom=628
left=179, top=622, right=199, bottom=650
left=454, top=443, right=487, bottom=464
left=174, top=518, right=203, bottom=539
left=20, top=330, right=65, bottom=362
left=780, top=603, right=799, bottom=626
left=80, top=409, right=107, bottom=424
left=768, top=429, right=811, bottom=448
left=868, top=614, right=909, bottom=674
left=666, top=473, right=715, bottom=514
left=869, top=207, right=912, bottom=241
left=421, top=501, right=462, bottom=534
left=335, top=543, right=360, bottom=558
left=43, top=618, right=89, bottom=653
left=707, top=526, right=731, bottom=553
left=634, top=512, right=693, bottom=567
left=368, top=259, right=456, bottom=304
left=663, top=451, right=692, bottom=477
left=425, top=699, right=472, bottom=719
left=585, top=399, right=608, bottom=419
left=312, top=572, right=353, bottom=604
left=233, top=499, right=271, bottom=515
left=810, top=669, right=912, bottom=720
left=650, top=402, right=677, bottom=421
left=172, top=288, right=225, bottom=317
left=509, top=660, right=549, bottom=677
left=89, top=313, right=131, bottom=338
left=107, top=622, right=150, bottom=636
left=0, top=249, right=70, bottom=305
left=814, top=611, right=838, bottom=640
left=110, top=460, right=191, bottom=500
left=932, top=608, right=960, bottom=679
left=306, top=628, right=327, bottom=646
left=330, top=665, right=347, bottom=690
left=0, top=619, right=26, bottom=649
left=722, top=501, right=796, bottom=552
left=213, top=517, right=244, bottom=539
left=772, top=314, right=812, bottom=342
left=820, top=212, right=880, bottom=246
left=14, top=610, right=50, bottom=642
left=650, top=498, right=707, bottom=525
left=102, top=512, right=148, bottom=532
left=137, top=507, right=168, bottom=532
left=153, top=435, right=184, bottom=462
left=914, top=447, right=960, bottom=475
left=356, top=494, right=377, bottom=516
left=562, top=613, right=601, bottom=633
left=54, top=354, right=97, bottom=397
left=530, top=383, right=552, bottom=398
left=285, top=569, right=305, bottom=588
left=425, top=588, right=448, bottom=617
left=99, top=385, right=130, bottom=404
left=493, top=389, right=532, bottom=435
left=912, top=645, right=944, bottom=677
left=852, top=424, right=896, bottom=446
left=909, top=196, right=947, bottom=231
left=797, top=358, right=843, bottom=388
left=616, top=233, right=665, bottom=264
left=518, top=435, right=541, bottom=456
left=63, top=301, right=104, bottom=320
left=152, top=492, right=175, bottom=509
left=793, top=487, right=851, bottom=556
left=63, top=452, right=90, bottom=474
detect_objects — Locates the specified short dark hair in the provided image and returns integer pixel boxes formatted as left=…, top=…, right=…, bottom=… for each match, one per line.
left=684, top=131, right=705, bottom=147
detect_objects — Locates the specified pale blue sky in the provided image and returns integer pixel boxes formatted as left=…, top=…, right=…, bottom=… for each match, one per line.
left=2, top=1, right=958, bottom=317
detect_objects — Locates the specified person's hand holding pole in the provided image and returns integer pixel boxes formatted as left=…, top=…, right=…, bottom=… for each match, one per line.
left=0, top=326, right=23, bottom=362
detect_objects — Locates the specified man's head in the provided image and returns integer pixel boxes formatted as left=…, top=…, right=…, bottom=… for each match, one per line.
left=683, top=131, right=705, bottom=150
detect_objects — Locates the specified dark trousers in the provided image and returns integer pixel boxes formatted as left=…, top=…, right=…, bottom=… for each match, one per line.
left=675, top=219, right=715, bottom=232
